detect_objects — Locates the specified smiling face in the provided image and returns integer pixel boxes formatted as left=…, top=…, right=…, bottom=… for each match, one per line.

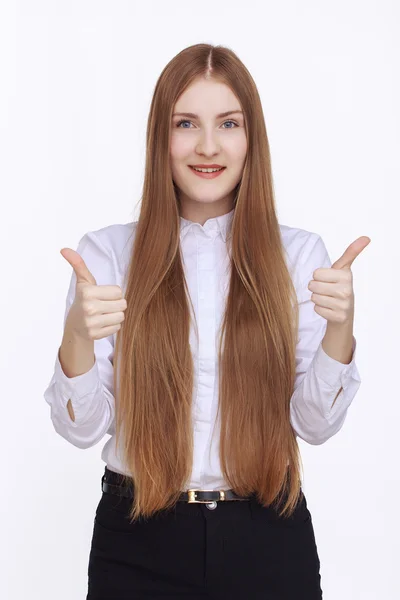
left=170, top=77, right=247, bottom=223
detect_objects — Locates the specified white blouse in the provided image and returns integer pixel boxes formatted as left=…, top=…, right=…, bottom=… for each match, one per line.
left=44, top=208, right=361, bottom=490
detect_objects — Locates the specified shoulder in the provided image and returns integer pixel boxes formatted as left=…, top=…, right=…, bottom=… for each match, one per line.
left=279, top=223, right=323, bottom=263
left=83, top=221, right=138, bottom=273
left=279, top=223, right=331, bottom=289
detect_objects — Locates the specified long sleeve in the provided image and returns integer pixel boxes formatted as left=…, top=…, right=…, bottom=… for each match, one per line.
left=289, top=233, right=362, bottom=445
left=44, top=231, right=117, bottom=449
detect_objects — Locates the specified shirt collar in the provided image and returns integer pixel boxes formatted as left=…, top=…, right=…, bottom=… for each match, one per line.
left=179, top=207, right=235, bottom=243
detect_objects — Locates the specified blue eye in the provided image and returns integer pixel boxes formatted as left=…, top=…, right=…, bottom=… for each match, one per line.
left=222, top=120, right=238, bottom=129
left=176, top=119, right=238, bottom=129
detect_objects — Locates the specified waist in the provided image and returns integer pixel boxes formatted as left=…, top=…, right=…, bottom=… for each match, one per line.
left=102, top=466, right=252, bottom=503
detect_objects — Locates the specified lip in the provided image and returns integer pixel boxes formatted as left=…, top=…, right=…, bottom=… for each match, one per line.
left=189, top=165, right=226, bottom=179
left=190, top=164, right=225, bottom=168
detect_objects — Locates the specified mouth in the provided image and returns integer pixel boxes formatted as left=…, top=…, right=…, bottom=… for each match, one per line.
left=188, top=165, right=226, bottom=179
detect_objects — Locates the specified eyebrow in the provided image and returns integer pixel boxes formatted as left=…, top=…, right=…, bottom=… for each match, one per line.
left=172, top=110, right=243, bottom=119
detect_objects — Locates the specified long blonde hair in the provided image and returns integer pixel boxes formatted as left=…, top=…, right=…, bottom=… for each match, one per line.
left=113, top=43, right=302, bottom=522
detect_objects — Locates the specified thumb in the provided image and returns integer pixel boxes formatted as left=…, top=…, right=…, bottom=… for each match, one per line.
left=60, top=248, right=97, bottom=285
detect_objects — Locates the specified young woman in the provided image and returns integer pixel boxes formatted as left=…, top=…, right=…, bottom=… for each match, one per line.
left=44, top=43, right=367, bottom=599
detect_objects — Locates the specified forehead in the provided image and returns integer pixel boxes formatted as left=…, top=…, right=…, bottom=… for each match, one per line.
left=173, top=78, right=241, bottom=115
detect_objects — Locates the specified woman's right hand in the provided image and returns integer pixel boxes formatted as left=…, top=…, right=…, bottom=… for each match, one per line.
left=60, top=247, right=127, bottom=341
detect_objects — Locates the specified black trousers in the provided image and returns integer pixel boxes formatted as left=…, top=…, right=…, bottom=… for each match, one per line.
left=86, top=467, right=323, bottom=599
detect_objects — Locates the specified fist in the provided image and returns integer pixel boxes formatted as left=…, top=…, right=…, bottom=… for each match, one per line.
left=60, top=247, right=127, bottom=341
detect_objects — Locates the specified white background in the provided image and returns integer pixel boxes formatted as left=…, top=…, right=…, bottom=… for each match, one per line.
left=1, top=1, right=398, bottom=598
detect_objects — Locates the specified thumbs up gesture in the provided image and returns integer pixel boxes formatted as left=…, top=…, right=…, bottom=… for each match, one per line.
left=60, top=247, right=127, bottom=341
left=307, top=236, right=371, bottom=326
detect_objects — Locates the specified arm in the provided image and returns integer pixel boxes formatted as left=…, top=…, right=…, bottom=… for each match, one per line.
left=289, top=233, right=362, bottom=445
left=59, top=329, right=95, bottom=422
left=44, top=231, right=117, bottom=449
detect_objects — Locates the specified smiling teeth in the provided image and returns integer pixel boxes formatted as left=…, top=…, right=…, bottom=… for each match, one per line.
left=192, top=167, right=224, bottom=173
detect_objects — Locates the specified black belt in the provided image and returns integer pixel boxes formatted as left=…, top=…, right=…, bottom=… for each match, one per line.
left=101, top=474, right=250, bottom=503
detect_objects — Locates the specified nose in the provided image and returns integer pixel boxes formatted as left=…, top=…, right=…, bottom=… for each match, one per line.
left=196, top=128, right=221, bottom=156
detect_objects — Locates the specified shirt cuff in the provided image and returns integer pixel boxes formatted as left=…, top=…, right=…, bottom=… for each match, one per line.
left=54, top=350, right=100, bottom=407
left=312, top=335, right=358, bottom=390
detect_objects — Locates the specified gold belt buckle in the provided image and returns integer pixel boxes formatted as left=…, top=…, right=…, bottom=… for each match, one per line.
left=187, top=489, right=226, bottom=503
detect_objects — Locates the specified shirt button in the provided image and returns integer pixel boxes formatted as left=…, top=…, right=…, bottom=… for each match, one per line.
left=206, top=501, right=217, bottom=510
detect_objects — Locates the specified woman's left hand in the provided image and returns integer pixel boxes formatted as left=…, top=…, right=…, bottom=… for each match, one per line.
left=308, top=236, right=371, bottom=326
